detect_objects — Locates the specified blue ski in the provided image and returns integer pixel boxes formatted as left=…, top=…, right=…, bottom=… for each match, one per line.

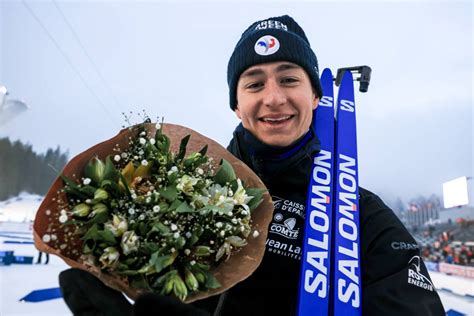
left=297, top=68, right=335, bottom=315
left=332, top=70, right=361, bottom=316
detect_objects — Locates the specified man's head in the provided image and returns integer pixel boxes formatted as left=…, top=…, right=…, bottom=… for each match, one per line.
left=227, top=15, right=323, bottom=110
left=227, top=15, right=322, bottom=147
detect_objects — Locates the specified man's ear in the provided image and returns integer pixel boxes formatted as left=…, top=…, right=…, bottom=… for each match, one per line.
left=312, top=95, right=320, bottom=110
left=235, top=105, right=242, bottom=119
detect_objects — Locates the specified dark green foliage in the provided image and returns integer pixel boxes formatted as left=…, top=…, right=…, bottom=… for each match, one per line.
left=0, top=137, right=69, bottom=200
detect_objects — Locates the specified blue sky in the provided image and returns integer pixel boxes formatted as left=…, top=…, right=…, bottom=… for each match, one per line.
left=0, top=0, right=472, bottom=205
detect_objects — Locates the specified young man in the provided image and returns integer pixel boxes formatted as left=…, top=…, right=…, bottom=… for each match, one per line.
left=59, top=15, right=445, bottom=316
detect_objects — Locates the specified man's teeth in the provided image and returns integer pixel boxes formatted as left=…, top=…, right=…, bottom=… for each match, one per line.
left=262, top=116, right=291, bottom=122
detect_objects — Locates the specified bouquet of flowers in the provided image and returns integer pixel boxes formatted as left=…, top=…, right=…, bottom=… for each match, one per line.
left=34, top=122, right=273, bottom=302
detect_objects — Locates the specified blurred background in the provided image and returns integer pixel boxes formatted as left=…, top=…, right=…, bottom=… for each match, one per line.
left=0, top=0, right=472, bottom=315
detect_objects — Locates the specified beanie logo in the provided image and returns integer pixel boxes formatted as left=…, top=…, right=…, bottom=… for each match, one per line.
left=255, top=35, right=280, bottom=56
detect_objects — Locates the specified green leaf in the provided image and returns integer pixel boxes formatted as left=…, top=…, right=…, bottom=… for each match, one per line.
left=176, top=201, right=194, bottom=213
left=80, top=185, right=96, bottom=197
left=204, top=271, right=221, bottom=289
left=139, top=242, right=160, bottom=255
left=97, top=229, right=117, bottom=244
left=118, top=173, right=131, bottom=196
left=199, top=145, right=208, bottom=156
left=117, top=270, right=139, bottom=276
left=86, top=210, right=109, bottom=225
left=61, top=175, right=88, bottom=199
left=103, top=156, right=118, bottom=181
left=81, top=224, right=100, bottom=241
left=167, top=172, right=179, bottom=184
left=168, top=199, right=182, bottom=211
left=159, top=186, right=178, bottom=202
left=151, top=252, right=177, bottom=274
left=155, top=132, right=170, bottom=153
left=177, top=134, right=191, bottom=161
left=138, top=222, right=148, bottom=236
left=246, top=188, right=266, bottom=211
left=214, top=159, right=236, bottom=186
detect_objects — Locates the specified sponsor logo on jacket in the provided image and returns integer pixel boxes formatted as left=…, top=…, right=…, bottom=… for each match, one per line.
left=270, top=215, right=300, bottom=239
left=407, top=256, right=434, bottom=291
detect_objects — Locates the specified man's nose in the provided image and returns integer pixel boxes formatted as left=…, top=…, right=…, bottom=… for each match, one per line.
left=262, top=80, right=286, bottom=107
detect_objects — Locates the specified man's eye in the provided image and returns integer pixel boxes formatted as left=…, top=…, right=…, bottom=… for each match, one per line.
left=281, top=77, right=298, bottom=84
left=246, top=82, right=264, bottom=90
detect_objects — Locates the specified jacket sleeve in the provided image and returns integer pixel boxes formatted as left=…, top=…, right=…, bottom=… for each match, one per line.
left=359, top=188, right=445, bottom=316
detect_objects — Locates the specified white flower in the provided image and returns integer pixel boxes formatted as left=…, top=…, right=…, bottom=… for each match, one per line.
left=99, top=247, right=120, bottom=268
left=252, top=230, right=260, bottom=238
left=141, top=160, right=148, bottom=166
left=139, top=137, right=146, bottom=145
left=220, top=230, right=225, bottom=237
left=114, top=155, right=121, bottom=162
left=196, top=168, right=204, bottom=175
left=171, top=166, right=178, bottom=172
left=105, top=214, right=128, bottom=237
left=170, top=224, right=178, bottom=231
left=138, top=214, right=145, bottom=221
left=215, top=222, right=223, bottom=228
left=121, top=231, right=140, bottom=255
left=176, top=175, right=198, bottom=195
left=140, top=131, right=146, bottom=136
left=83, top=178, right=91, bottom=185
left=233, top=179, right=252, bottom=207
left=156, top=123, right=161, bottom=130
left=149, top=138, right=156, bottom=145
left=131, top=193, right=137, bottom=200
left=184, top=249, right=191, bottom=255
left=121, top=152, right=128, bottom=158
left=128, top=208, right=135, bottom=215
left=173, top=232, right=180, bottom=239
left=59, top=214, right=68, bottom=223
left=153, top=205, right=160, bottom=213
left=185, top=232, right=192, bottom=238
left=42, top=234, right=51, bottom=243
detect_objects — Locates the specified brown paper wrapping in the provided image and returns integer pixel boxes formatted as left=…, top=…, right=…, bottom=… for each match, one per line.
left=33, top=123, right=273, bottom=302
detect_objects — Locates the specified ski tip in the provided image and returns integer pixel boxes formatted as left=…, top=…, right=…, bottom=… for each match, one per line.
left=340, top=70, right=354, bottom=85
left=321, top=68, right=333, bottom=81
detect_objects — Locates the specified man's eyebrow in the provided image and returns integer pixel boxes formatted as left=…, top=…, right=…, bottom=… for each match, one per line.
left=240, top=68, right=265, bottom=78
left=240, top=63, right=301, bottom=79
left=275, top=63, right=300, bottom=72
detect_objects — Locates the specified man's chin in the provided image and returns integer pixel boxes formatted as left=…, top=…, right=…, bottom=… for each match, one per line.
left=259, top=135, right=294, bottom=147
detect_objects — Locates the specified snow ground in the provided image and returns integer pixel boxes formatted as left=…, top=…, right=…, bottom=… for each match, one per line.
left=0, top=194, right=473, bottom=315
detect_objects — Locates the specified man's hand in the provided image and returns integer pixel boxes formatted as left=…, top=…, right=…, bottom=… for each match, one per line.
left=59, top=268, right=211, bottom=316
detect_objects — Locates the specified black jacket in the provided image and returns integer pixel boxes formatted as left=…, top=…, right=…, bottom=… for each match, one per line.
left=193, top=124, right=445, bottom=316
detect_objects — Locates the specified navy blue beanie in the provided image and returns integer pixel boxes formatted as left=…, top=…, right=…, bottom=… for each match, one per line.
left=227, top=15, right=323, bottom=110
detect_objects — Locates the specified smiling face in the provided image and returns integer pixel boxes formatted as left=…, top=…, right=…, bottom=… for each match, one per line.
left=235, top=61, right=319, bottom=147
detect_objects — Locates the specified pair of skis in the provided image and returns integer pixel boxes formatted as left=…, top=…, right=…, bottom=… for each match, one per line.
left=297, top=69, right=361, bottom=316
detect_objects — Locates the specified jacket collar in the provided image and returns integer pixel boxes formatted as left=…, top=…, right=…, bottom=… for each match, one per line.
left=227, top=122, right=320, bottom=183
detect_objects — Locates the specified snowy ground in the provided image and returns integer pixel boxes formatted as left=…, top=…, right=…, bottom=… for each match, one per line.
left=0, top=194, right=473, bottom=315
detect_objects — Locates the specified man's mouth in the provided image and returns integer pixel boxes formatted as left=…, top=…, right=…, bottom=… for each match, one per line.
left=259, top=115, right=294, bottom=123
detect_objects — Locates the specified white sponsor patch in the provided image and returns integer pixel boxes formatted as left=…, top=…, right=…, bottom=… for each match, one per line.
left=407, top=256, right=434, bottom=291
